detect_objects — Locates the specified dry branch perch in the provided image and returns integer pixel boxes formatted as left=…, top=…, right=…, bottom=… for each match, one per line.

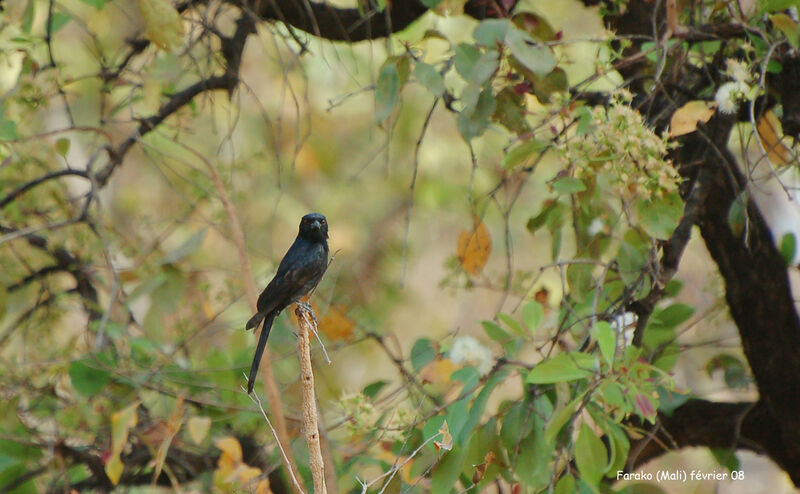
left=195, top=148, right=305, bottom=493
left=295, top=304, right=328, bottom=494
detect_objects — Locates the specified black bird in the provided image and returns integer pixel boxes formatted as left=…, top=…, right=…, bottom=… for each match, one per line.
left=246, top=213, right=329, bottom=394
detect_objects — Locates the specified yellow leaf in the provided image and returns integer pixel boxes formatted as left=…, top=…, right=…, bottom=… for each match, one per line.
left=214, top=436, right=242, bottom=463
left=236, top=464, right=262, bottom=484
left=757, top=110, right=793, bottom=168
left=105, top=457, right=124, bottom=486
left=319, top=305, right=355, bottom=341
left=106, top=402, right=140, bottom=485
left=255, top=479, right=272, bottom=494
left=419, top=358, right=456, bottom=386
left=457, top=216, right=492, bottom=276
left=669, top=101, right=716, bottom=137
left=151, top=396, right=184, bottom=482
left=138, top=0, right=184, bottom=51
left=202, top=300, right=215, bottom=319
left=187, top=416, right=211, bottom=444
left=770, top=13, right=800, bottom=48
left=434, top=420, right=453, bottom=451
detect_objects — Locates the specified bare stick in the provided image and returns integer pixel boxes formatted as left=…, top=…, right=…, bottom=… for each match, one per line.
left=295, top=304, right=328, bottom=494
left=182, top=142, right=305, bottom=493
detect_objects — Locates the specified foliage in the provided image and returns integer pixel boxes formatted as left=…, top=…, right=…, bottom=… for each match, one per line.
left=1, top=0, right=800, bottom=492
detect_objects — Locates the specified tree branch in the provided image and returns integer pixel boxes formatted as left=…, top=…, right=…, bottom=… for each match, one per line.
left=246, top=0, right=514, bottom=42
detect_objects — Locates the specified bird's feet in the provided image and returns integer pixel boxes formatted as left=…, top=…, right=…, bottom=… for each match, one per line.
left=295, top=301, right=318, bottom=326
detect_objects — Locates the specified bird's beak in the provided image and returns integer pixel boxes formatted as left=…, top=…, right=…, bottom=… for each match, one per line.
left=311, top=220, right=322, bottom=231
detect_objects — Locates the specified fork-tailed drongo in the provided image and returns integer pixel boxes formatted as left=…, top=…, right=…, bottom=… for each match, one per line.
left=246, top=213, right=329, bottom=394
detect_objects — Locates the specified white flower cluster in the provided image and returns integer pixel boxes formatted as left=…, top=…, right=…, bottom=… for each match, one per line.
left=555, top=92, right=679, bottom=201
left=715, top=59, right=753, bottom=115
left=450, top=335, right=494, bottom=375
left=338, top=392, right=413, bottom=442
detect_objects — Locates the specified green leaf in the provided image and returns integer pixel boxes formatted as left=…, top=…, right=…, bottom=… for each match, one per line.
left=0, top=120, right=18, bottom=140
left=656, top=387, right=690, bottom=416
left=502, top=139, right=548, bottom=169
left=575, top=422, right=607, bottom=486
left=0, top=439, right=43, bottom=461
left=505, top=27, right=556, bottom=76
left=759, top=0, right=800, bottom=13
left=554, top=474, right=576, bottom=494
left=411, top=338, right=436, bottom=372
left=636, top=192, right=684, bottom=240
left=69, top=359, right=111, bottom=397
left=22, top=1, right=36, bottom=35
left=768, top=59, right=783, bottom=74
left=471, top=51, right=500, bottom=85
left=445, top=399, right=469, bottom=443
left=431, top=448, right=468, bottom=493
left=420, top=0, right=442, bottom=7
left=493, top=87, right=531, bottom=135
left=55, top=138, right=70, bottom=157
left=710, top=448, right=741, bottom=473
left=544, top=390, right=585, bottom=444
left=531, top=67, right=569, bottom=103
left=128, top=272, right=167, bottom=301
left=522, top=301, right=543, bottom=331
left=594, top=321, right=616, bottom=366
left=654, top=303, right=694, bottom=327
left=161, top=228, right=207, bottom=264
left=454, top=44, right=482, bottom=80
left=497, top=313, right=523, bottom=335
left=727, top=191, right=748, bottom=237
left=526, top=352, right=595, bottom=384
left=457, top=88, right=495, bottom=140
left=516, top=427, right=554, bottom=489
left=567, top=262, right=594, bottom=302
left=706, top=354, right=750, bottom=388
left=473, top=19, right=510, bottom=47
left=79, top=0, right=108, bottom=8
left=551, top=176, right=586, bottom=194
left=770, top=13, right=800, bottom=48
left=617, top=240, right=647, bottom=288
left=458, top=370, right=505, bottom=444
left=0, top=462, right=37, bottom=494
left=598, top=418, right=630, bottom=475
left=512, top=12, right=558, bottom=42
left=501, top=402, right=534, bottom=449
left=551, top=227, right=562, bottom=260
left=482, top=320, right=510, bottom=343
left=362, top=380, right=388, bottom=399
left=576, top=106, right=594, bottom=135
left=414, top=62, right=445, bottom=96
left=375, top=60, right=400, bottom=122
left=49, top=12, right=72, bottom=33
left=527, top=200, right=564, bottom=234
left=780, top=232, right=796, bottom=265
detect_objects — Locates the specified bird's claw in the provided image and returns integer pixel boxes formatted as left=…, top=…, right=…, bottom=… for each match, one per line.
left=295, top=301, right=318, bottom=326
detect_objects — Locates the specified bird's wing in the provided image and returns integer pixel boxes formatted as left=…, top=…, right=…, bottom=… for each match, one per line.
left=254, top=237, right=322, bottom=313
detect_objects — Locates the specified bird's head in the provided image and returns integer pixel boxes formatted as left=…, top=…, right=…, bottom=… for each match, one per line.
left=299, top=213, right=328, bottom=242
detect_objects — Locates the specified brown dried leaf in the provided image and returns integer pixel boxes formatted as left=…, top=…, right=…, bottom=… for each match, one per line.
left=319, top=305, right=355, bottom=341
left=419, top=358, right=456, bottom=386
left=138, top=0, right=184, bottom=51
left=187, top=416, right=211, bottom=445
left=757, top=110, right=793, bottom=168
left=669, top=101, right=716, bottom=137
left=434, top=420, right=453, bottom=452
left=457, top=216, right=491, bottom=275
